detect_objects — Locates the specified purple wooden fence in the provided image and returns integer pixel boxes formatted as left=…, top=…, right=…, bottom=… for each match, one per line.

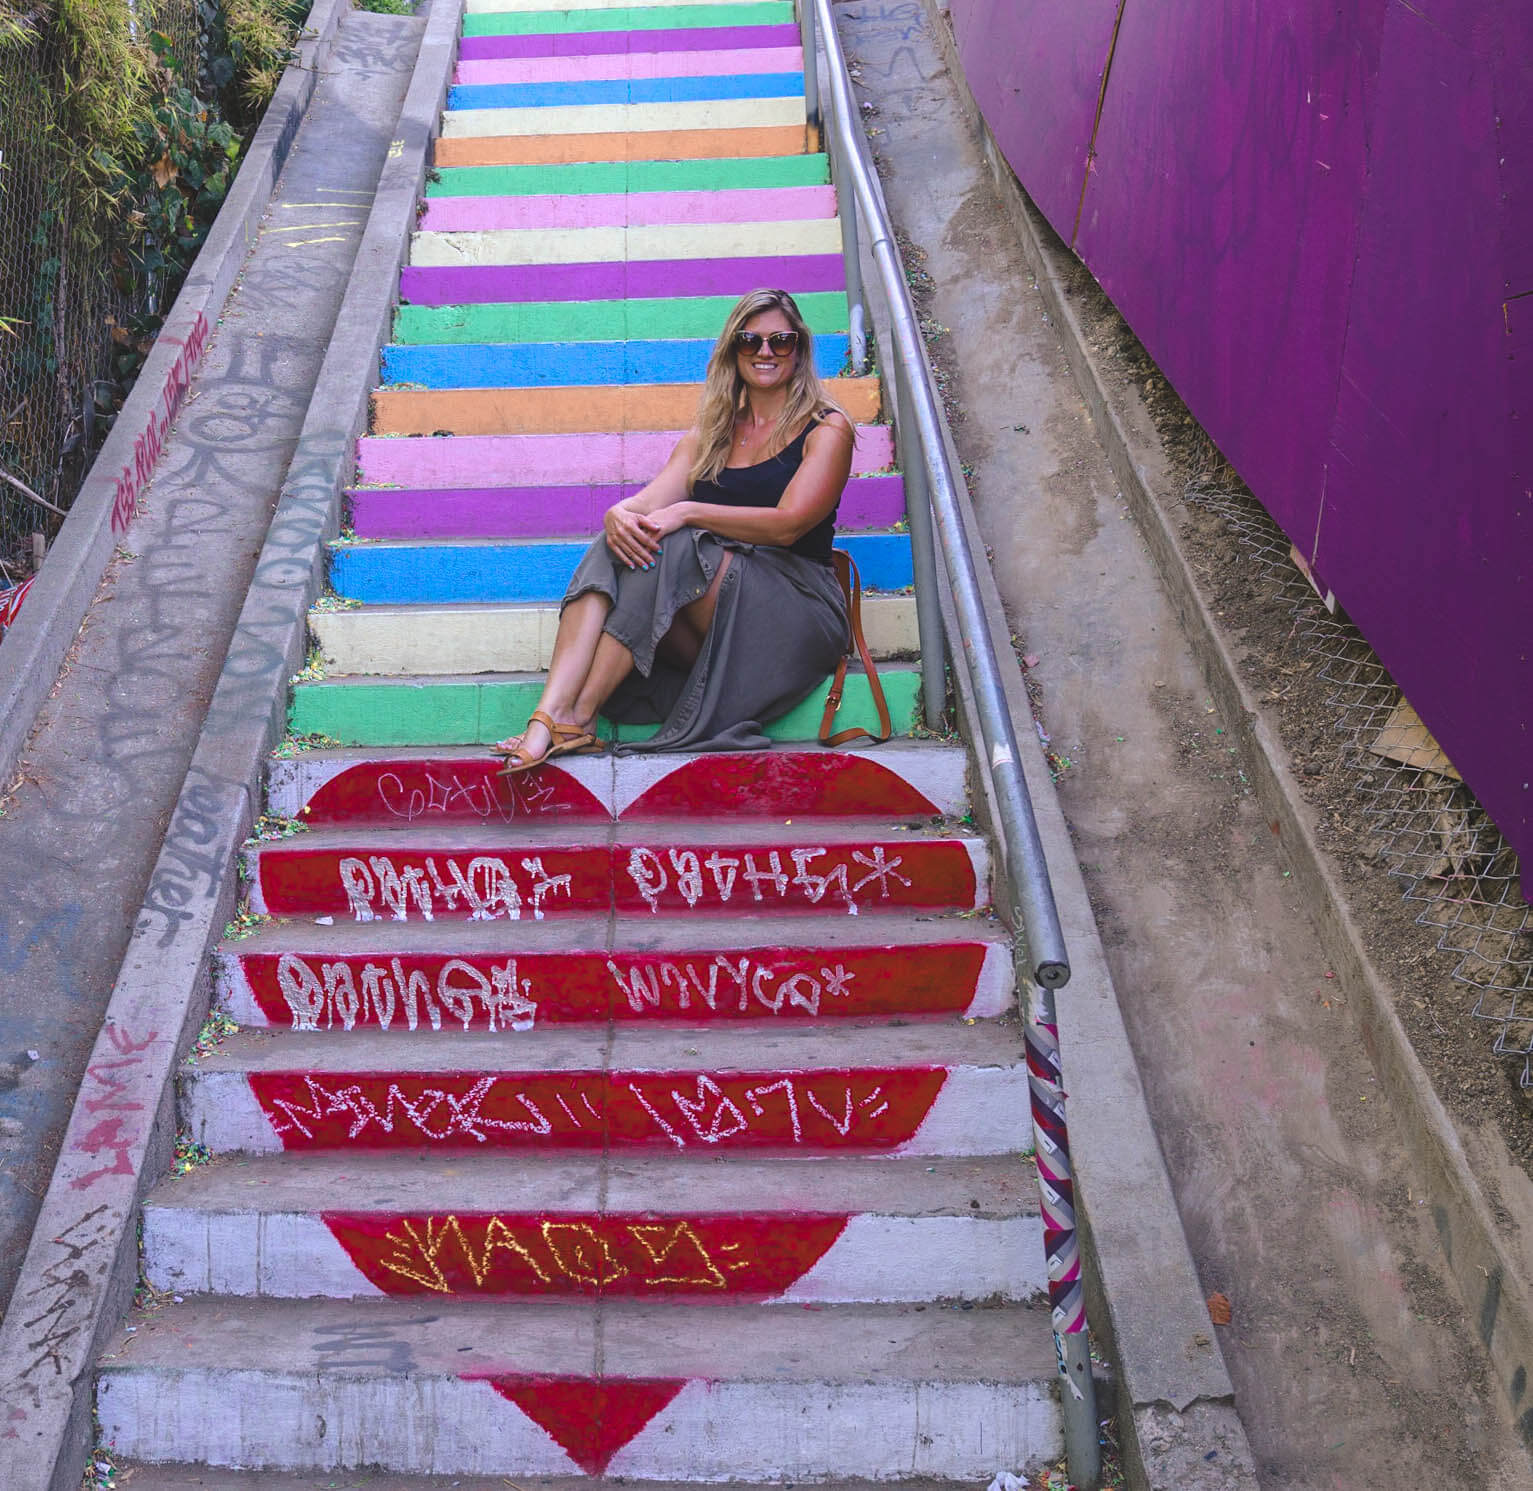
left=948, top=0, right=1530, bottom=868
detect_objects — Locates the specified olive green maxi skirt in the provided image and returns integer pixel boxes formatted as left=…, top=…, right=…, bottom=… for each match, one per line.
left=562, top=528, right=848, bottom=753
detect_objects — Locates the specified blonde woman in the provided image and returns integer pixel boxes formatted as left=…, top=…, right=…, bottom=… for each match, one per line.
left=492, top=288, right=855, bottom=769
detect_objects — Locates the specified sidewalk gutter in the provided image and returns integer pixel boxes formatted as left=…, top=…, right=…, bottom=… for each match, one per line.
left=0, top=1, right=462, bottom=1485
left=922, top=0, right=1533, bottom=1464
left=0, top=0, right=348, bottom=793
left=846, top=7, right=1264, bottom=1485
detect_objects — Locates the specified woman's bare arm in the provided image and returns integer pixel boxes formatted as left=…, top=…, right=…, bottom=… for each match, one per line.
left=641, top=415, right=854, bottom=549
left=602, top=432, right=697, bottom=567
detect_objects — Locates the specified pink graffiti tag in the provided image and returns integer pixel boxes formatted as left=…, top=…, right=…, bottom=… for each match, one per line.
left=109, top=311, right=210, bottom=534
left=69, top=1022, right=159, bottom=1189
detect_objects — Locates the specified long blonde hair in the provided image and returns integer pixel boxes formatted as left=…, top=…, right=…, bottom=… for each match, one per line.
left=688, top=288, right=851, bottom=489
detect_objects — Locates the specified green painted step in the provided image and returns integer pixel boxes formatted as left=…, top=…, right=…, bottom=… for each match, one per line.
left=289, top=670, right=917, bottom=747
left=394, top=291, right=850, bottom=345
left=462, top=4, right=795, bottom=38
left=428, top=154, right=829, bottom=198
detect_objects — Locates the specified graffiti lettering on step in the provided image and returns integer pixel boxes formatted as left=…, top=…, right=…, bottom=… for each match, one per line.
left=239, top=943, right=981, bottom=1028
left=300, top=759, right=605, bottom=825
left=273, top=951, right=537, bottom=1032
left=623, top=843, right=916, bottom=914
left=323, top=1211, right=849, bottom=1297
left=248, top=1066, right=948, bottom=1151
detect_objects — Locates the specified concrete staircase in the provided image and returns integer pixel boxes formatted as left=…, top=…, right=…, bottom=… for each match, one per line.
left=94, top=0, right=1065, bottom=1479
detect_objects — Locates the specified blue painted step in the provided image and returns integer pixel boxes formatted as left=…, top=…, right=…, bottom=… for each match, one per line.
left=328, top=533, right=915, bottom=603
left=381, top=335, right=850, bottom=389
left=447, top=73, right=805, bottom=111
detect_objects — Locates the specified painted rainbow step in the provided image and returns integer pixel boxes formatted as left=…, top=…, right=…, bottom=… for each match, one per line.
left=456, top=22, right=798, bottom=62
left=433, top=120, right=808, bottom=167
left=355, top=422, right=893, bottom=486
left=369, top=375, right=880, bottom=435
left=96, top=1297, right=1060, bottom=1479
left=243, top=819, right=987, bottom=921
left=447, top=72, right=804, bottom=111
left=264, top=743, right=966, bottom=823
left=216, top=919, right=1007, bottom=1028
left=462, top=4, right=797, bottom=40
left=347, top=470, right=900, bottom=538
left=378, top=332, right=849, bottom=388
left=415, top=183, right=836, bottom=232
left=288, top=667, right=918, bottom=746
left=325, top=534, right=912, bottom=602
left=453, top=43, right=804, bottom=85
left=466, top=0, right=771, bottom=12
left=399, top=252, right=846, bottom=304
left=408, top=217, right=839, bottom=268
left=425, top=152, right=828, bottom=197
left=309, top=596, right=918, bottom=673
left=182, top=1022, right=1023, bottom=1156
left=438, top=97, right=805, bottom=141
left=140, top=1153, right=1042, bottom=1301
left=391, top=290, right=848, bottom=347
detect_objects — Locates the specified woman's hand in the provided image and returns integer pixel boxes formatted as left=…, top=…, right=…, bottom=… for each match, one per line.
left=638, top=505, right=690, bottom=543
left=604, top=500, right=660, bottom=569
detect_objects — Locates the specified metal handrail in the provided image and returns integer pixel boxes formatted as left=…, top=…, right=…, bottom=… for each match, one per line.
left=801, top=0, right=1101, bottom=1482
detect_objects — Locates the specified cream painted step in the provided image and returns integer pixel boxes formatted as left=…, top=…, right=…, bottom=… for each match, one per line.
left=264, top=740, right=968, bottom=822
left=410, top=214, right=840, bottom=267
left=139, top=1151, right=1045, bottom=1301
left=95, top=1296, right=1061, bottom=1479
left=179, top=1021, right=1029, bottom=1158
left=439, top=95, right=805, bottom=141
left=311, top=597, right=918, bottom=675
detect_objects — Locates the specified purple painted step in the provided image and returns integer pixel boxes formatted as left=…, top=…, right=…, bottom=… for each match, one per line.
left=400, top=254, right=846, bottom=307
left=356, top=427, right=896, bottom=488
left=349, top=473, right=907, bottom=539
left=457, top=24, right=799, bottom=61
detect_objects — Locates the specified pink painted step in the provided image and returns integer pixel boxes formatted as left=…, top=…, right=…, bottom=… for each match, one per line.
left=349, top=472, right=905, bottom=538
left=454, top=46, right=804, bottom=86
left=356, top=425, right=895, bottom=488
left=418, top=184, right=835, bottom=234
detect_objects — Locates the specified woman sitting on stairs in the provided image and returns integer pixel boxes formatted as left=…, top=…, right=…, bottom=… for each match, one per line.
left=491, top=287, right=855, bottom=771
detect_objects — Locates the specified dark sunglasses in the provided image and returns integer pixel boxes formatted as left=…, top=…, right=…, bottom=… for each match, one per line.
left=733, top=329, right=800, bottom=356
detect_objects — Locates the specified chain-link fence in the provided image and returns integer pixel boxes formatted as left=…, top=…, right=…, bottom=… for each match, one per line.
left=0, top=0, right=208, bottom=584
left=1182, top=455, right=1533, bottom=1081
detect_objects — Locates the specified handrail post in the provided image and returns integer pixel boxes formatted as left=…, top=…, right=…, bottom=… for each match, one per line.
left=1026, top=972, right=1102, bottom=1486
left=894, top=373, right=947, bottom=728
left=798, top=0, right=820, bottom=143
left=811, top=0, right=866, bottom=371
left=806, top=0, right=1099, bottom=1480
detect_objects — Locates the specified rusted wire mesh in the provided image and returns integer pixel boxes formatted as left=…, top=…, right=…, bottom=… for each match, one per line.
left=1182, top=453, right=1533, bottom=1081
left=0, top=0, right=202, bottom=579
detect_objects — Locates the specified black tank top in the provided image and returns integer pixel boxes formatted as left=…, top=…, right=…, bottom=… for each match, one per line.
left=691, top=418, right=836, bottom=564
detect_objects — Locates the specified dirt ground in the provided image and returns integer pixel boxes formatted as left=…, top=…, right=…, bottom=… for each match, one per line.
left=1069, top=283, right=1533, bottom=1174
left=836, top=0, right=1533, bottom=1484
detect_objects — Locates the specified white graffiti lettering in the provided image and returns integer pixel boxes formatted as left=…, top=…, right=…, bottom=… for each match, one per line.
left=604, top=956, right=856, bottom=1017
left=623, top=843, right=912, bottom=914
left=334, top=854, right=571, bottom=922
left=275, top=953, right=537, bottom=1032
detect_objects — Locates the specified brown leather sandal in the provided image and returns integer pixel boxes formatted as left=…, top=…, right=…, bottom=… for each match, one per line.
left=493, top=710, right=603, bottom=775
